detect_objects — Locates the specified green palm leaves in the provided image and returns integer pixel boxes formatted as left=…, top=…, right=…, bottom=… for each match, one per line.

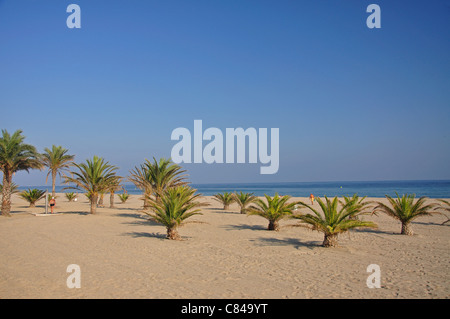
left=435, top=199, right=450, bottom=225
left=213, top=192, right=235, bottom=210
left=19, top=189, right=46, bottom=208
left=129, top=157, right=187, bottom=208
left=233, top=191, right=257, bottom=214
left=41, top=145, right=75, bottom=197
left=145, top=186, right=204, bottom=240
left=374, top=193, right=437, bottom=235
left=293, top=196, right=377, bottom=247
left=248, top=193, right=299, bottom=230
left=64, top=156, right=119, bottom=214
left=0, top=129, right=42, bottom=216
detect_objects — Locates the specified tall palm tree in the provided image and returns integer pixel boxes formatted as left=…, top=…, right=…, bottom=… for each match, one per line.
left=213, top=192, right=235, bottom=210
left=233, top=191, right=257, bottom=214
left=247, top=193, right=299, bottom=230
left=41, top=145, right=75, bottom=197
left=374, top=193, right=437, bottom=235
left=63, top=156, right=118, bottom=214
left=145, top=185, right=205, bottom=240
left=0, top=129, right=42, bottom=216
left=293, top=196, right=377, bottom=247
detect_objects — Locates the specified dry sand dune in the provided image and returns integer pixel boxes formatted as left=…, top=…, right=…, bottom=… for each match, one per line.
left=0, top=194, right=449, bottom=299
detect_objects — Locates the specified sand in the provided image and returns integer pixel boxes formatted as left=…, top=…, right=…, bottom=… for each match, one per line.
left=0, top=193, right=449, bottom=299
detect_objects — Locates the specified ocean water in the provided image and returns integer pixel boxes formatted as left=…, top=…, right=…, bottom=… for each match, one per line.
left=19, top=180, right=450, bottom=198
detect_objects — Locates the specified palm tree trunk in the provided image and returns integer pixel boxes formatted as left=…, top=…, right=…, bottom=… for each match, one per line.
left=1, top=171, right=12, bottom=217
left=323, top=233, right=338, bottom=247
left=51, top=170, right=57, bottom=198
left=109, top=191, right=115, bottom=208
left=98, top=193, right=104, bottom=207
left=90, top=194, right=98, bottom=214
left=401, top=222, right=413, bottom=235
left=167, top=227, right=181, bottom=240
left=224, top=204, right=229, bottom=210
left=268, top=220, right=279, bottom=231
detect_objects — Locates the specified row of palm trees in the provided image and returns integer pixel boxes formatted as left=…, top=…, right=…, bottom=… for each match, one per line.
left=213, top=191, right=449, bottom=247
left=0, top=129, right=193, bottom=218
left=1, top=129, right=449, bottom=246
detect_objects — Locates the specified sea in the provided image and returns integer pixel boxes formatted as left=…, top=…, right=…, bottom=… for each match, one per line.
left=19, top=180, right=450, bottom=198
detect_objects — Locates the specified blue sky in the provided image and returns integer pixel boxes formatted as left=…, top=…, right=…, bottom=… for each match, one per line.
left=1, top=0, right=449, bottom=185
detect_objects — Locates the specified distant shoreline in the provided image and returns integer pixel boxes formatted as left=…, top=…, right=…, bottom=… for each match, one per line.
left=16, top=179, right=450, bottom=198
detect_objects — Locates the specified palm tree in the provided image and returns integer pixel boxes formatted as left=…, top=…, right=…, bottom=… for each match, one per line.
left=374, top=193, right=438, bottom=235
left=117, top=192, right=130, bottom=203
left=19, top=189, right=46, bottom=208
left=435, top=199, right=450, bottom=225
left=128, top=163, right=152, bottom=208
left=247, top=193, right=299, bottom=230
left=106, top=175, right=123, bottom=208
left=293, top=196, right=377, bottom=247
left=339, top=194, right=372, bottom=220
left=233, top=191, right=257, bottom=214
left=41, top=145, right=75, bottom=198
left=65, top=192, right=77, bottom=202
left=145, top=185, right=205, bottom=240
left=0, top=129, right=42, bottom=216
left=213, top=192, right=235, bottom=210
left=145, top=157, right=188, bottom=201
left=63, top=156, right=118, bottom=214
left=129, top=157, right=188, bottom=208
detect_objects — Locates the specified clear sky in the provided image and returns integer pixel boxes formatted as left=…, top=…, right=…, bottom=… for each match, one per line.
left=1, top=0, right=449, bottom=186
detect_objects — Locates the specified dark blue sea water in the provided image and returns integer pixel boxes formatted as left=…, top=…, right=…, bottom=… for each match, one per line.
left=20, top=180, right=450, bottom=198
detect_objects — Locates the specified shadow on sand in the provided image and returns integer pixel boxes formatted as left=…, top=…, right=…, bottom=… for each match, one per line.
left=251, top=237, right=320, bottom=249
left=121, top=231, right=167, bottom=239
left=222, top=223, right=267, bottom=231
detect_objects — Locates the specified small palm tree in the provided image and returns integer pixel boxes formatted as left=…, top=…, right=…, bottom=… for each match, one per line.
left=0, top=129, right=42, bottom=216
left=65, top=192, right=77, bottom=202
left=339, top=194, right=372, bottom=220
left=63, top=156, right=118, bottom=214
left=213, top=192, right=235, bottom=210
left=247, top=193, right=299, bottom=230
left=374, top=193, right=438, bottom=235
left=233, top=191, right=257, bottom=214
left=435, top=199, right=450, bottom=225
left=117, top=192, right=130, bottom=203
left=106, top=176, right=123, bottom=208
left=19, top=189, right=46, bottom=208
left=41, top=145, right=75, bottom=197
left=145, top=186, right=205, bottom=240
left=293, top=196, right=377, bottom=247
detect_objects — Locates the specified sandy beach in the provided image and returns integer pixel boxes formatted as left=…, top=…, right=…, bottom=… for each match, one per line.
left=0, top=193, right=448, bottom=299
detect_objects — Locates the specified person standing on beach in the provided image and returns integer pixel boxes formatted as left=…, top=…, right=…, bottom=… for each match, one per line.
left=49, top=197, right=56, bottom=214
left=309, top=193, right=315, bottom=205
